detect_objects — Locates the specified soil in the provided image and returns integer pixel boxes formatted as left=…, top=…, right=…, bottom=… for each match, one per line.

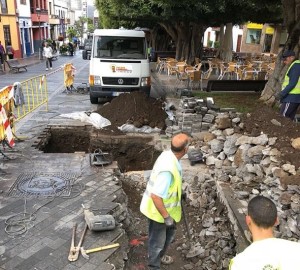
left=95, top=92, right=167, bottom=131
left=242, top=104, right=300, bottom=169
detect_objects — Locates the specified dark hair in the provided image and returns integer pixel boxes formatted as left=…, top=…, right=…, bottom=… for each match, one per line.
left=248, top=196, right=277, bottom=228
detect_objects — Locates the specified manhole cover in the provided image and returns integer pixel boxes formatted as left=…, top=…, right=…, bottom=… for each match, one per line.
left=7, top=172, right=78, bottom=197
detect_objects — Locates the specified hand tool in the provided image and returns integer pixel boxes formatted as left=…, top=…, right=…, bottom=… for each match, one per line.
left=82, top=204, right=116, bottom=231
left=68, top=223, right=88, bottom=262
left=80, top=243, right=120, bottom=259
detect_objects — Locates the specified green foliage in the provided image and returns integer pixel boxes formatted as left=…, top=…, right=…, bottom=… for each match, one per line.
left=73, top=17, right=88, bottom=38
left=87, top=24, right=95, bottom=33
left=59, top=44, right=69, bottom=54
left=67, top=28, right=77, bottom=42
left=208, top=40, right=213, bottom=48
left=94, top=0, right=282, bottom=29
left=214, top=41, right=220, bottom=48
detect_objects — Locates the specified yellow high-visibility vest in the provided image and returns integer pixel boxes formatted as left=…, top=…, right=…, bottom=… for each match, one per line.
left=282, top=60, right=300, bottom=94
left=140, top=150, right=182, bottom=223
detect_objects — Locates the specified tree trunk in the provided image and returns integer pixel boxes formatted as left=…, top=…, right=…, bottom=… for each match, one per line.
left=221, top=23, right=233, bottom=62
left=260, top=0, right=300, bottom=105
left=216, top=24, right=225, bottom=59
left=153, top=24, right=174, bottom=52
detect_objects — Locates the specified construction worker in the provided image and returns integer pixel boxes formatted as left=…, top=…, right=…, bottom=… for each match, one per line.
left=279, top=50, right=300, bottom=120
left=229, top=195, right=300, bottom=270
left=140, top=133, right=190, bottom=270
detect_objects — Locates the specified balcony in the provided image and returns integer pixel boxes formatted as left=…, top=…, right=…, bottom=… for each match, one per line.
left=31, top=7, right=48, bottom=22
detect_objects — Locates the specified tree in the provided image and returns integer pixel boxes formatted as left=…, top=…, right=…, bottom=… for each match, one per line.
left=94, top=0, right=282, bottom=63
left=260, top=0, right=300, bottom=105
left=73, top=17, right=88, bottom=40
left=66, top=28, right=77, bottom=42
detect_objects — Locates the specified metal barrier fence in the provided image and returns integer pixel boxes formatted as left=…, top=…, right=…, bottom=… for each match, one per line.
left=0, top=63, right=72, bottom=147
left=0, top=74, right=48, bottom=148
left=14, top=74, right=48, bottom=122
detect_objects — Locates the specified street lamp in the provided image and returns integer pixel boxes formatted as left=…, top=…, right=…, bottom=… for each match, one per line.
left=36, top=7, right=43, bottom=60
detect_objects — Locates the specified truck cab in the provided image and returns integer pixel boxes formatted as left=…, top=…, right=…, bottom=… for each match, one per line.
left=82, top=29, right=151, bottom=104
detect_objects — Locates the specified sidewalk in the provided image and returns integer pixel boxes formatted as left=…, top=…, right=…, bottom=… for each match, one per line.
left=17, top=54, right=42, bottom=66
left=0, top=54, right=42, bottom=74
left=0, top=54, right=128, bottom=270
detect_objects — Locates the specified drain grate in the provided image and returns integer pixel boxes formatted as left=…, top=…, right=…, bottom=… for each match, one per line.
left=7, top=172, right=78, bottom=197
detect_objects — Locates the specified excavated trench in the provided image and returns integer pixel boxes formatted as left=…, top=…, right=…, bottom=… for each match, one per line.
left=34, top=125, right=242, bottom=269
left=35, top=126, right=161, bottom=172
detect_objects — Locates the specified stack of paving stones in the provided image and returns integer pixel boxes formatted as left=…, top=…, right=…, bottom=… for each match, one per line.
left=165, top=96, right=236, bottom=136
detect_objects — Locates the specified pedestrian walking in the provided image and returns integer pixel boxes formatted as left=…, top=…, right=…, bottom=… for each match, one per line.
left=6, top=42, right=15, bottom=59
left=229, top=195, right=300, bottom=270
left=0, top=41, right=6, bottom=65
left=52, top=40, right=57, bottom=53
left=278, top=50, right=300, bottom=120
left=43, top=42, right=53, bottom=71
left=68, top=42, right=74, bottom=56
left=140, top=133, right=190, bottom=270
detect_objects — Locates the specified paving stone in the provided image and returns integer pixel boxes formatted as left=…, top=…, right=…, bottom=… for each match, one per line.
left=77, top=262, right=98, bottom=270
left=2, top=256, right=23, bottom=270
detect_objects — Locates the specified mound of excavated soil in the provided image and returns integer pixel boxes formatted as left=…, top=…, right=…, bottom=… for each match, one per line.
left=242, top=105, right=300, bottom=169
left=95, top=92, right=167, bottom=133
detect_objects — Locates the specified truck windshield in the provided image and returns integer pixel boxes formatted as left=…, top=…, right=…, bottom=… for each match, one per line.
left=93, top=36, right=147, bottom=59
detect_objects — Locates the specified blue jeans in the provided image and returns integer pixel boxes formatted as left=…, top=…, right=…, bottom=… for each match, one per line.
left=148, top=218, right=176, bottom=270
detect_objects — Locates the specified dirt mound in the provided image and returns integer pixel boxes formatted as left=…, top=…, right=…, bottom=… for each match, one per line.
left=95, top=92, right=167, bottom=132
left=242, top=105, right=300, bottom=169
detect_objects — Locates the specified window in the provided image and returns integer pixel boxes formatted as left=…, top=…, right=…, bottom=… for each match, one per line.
left=3, top=26, right=12, bottom=46
left=94, top=36, right=147, bottom=59
left=0, top=0, right=8, bottom=13
left=20, top=0, right=26, bottom=4
left=246, top=29, right=261, bottom=44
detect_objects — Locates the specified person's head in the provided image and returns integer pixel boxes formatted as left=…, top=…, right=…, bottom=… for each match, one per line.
left=282, top=50, right=296, bottom=65
left=171, top=133, right=190, bottom=159
left=45, top=42, right=49, bottom=47
left=246, top=195, right=278, bottom=229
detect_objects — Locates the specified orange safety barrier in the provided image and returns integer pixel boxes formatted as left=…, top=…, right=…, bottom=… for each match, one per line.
left=0, top=85, right=15, bottom=147
left=64, top=63, right=76, bottom=91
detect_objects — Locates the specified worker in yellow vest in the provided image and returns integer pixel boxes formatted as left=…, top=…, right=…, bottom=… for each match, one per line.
left=140, top=133, right=190, bottom=270
left=229, top=195, right=300, bottom=270
left=279, top=50, right=300, bottom=120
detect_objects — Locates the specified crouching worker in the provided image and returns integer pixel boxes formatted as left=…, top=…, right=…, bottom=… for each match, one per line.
left=140, top=133, right=190, bottom=270
left=229, top=195, right=300, bottom=270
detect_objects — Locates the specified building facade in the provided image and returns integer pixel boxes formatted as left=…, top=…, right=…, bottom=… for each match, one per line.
left=0, top=0, right=21, bottom=58
left=204, top=22, right=288, bottom=55
left=1, top=0, right=77, bottom=59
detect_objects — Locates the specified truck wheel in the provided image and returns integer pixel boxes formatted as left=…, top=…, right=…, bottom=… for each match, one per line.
left=90, top=95, right=98, bottom=104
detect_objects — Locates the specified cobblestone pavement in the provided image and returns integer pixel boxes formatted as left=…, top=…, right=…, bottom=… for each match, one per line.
left=0, top=52, right=128, bottom=270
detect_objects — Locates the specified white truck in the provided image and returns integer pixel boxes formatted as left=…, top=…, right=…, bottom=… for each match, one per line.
left=82, top=29, right=151, bottom=104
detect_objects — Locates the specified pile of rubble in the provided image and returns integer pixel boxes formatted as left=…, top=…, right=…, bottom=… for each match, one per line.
left=171, top=96, right=300, bottom=240
left=193, top=111, right=300, bottom=240
left=124, top=96, right=300, bottom=269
